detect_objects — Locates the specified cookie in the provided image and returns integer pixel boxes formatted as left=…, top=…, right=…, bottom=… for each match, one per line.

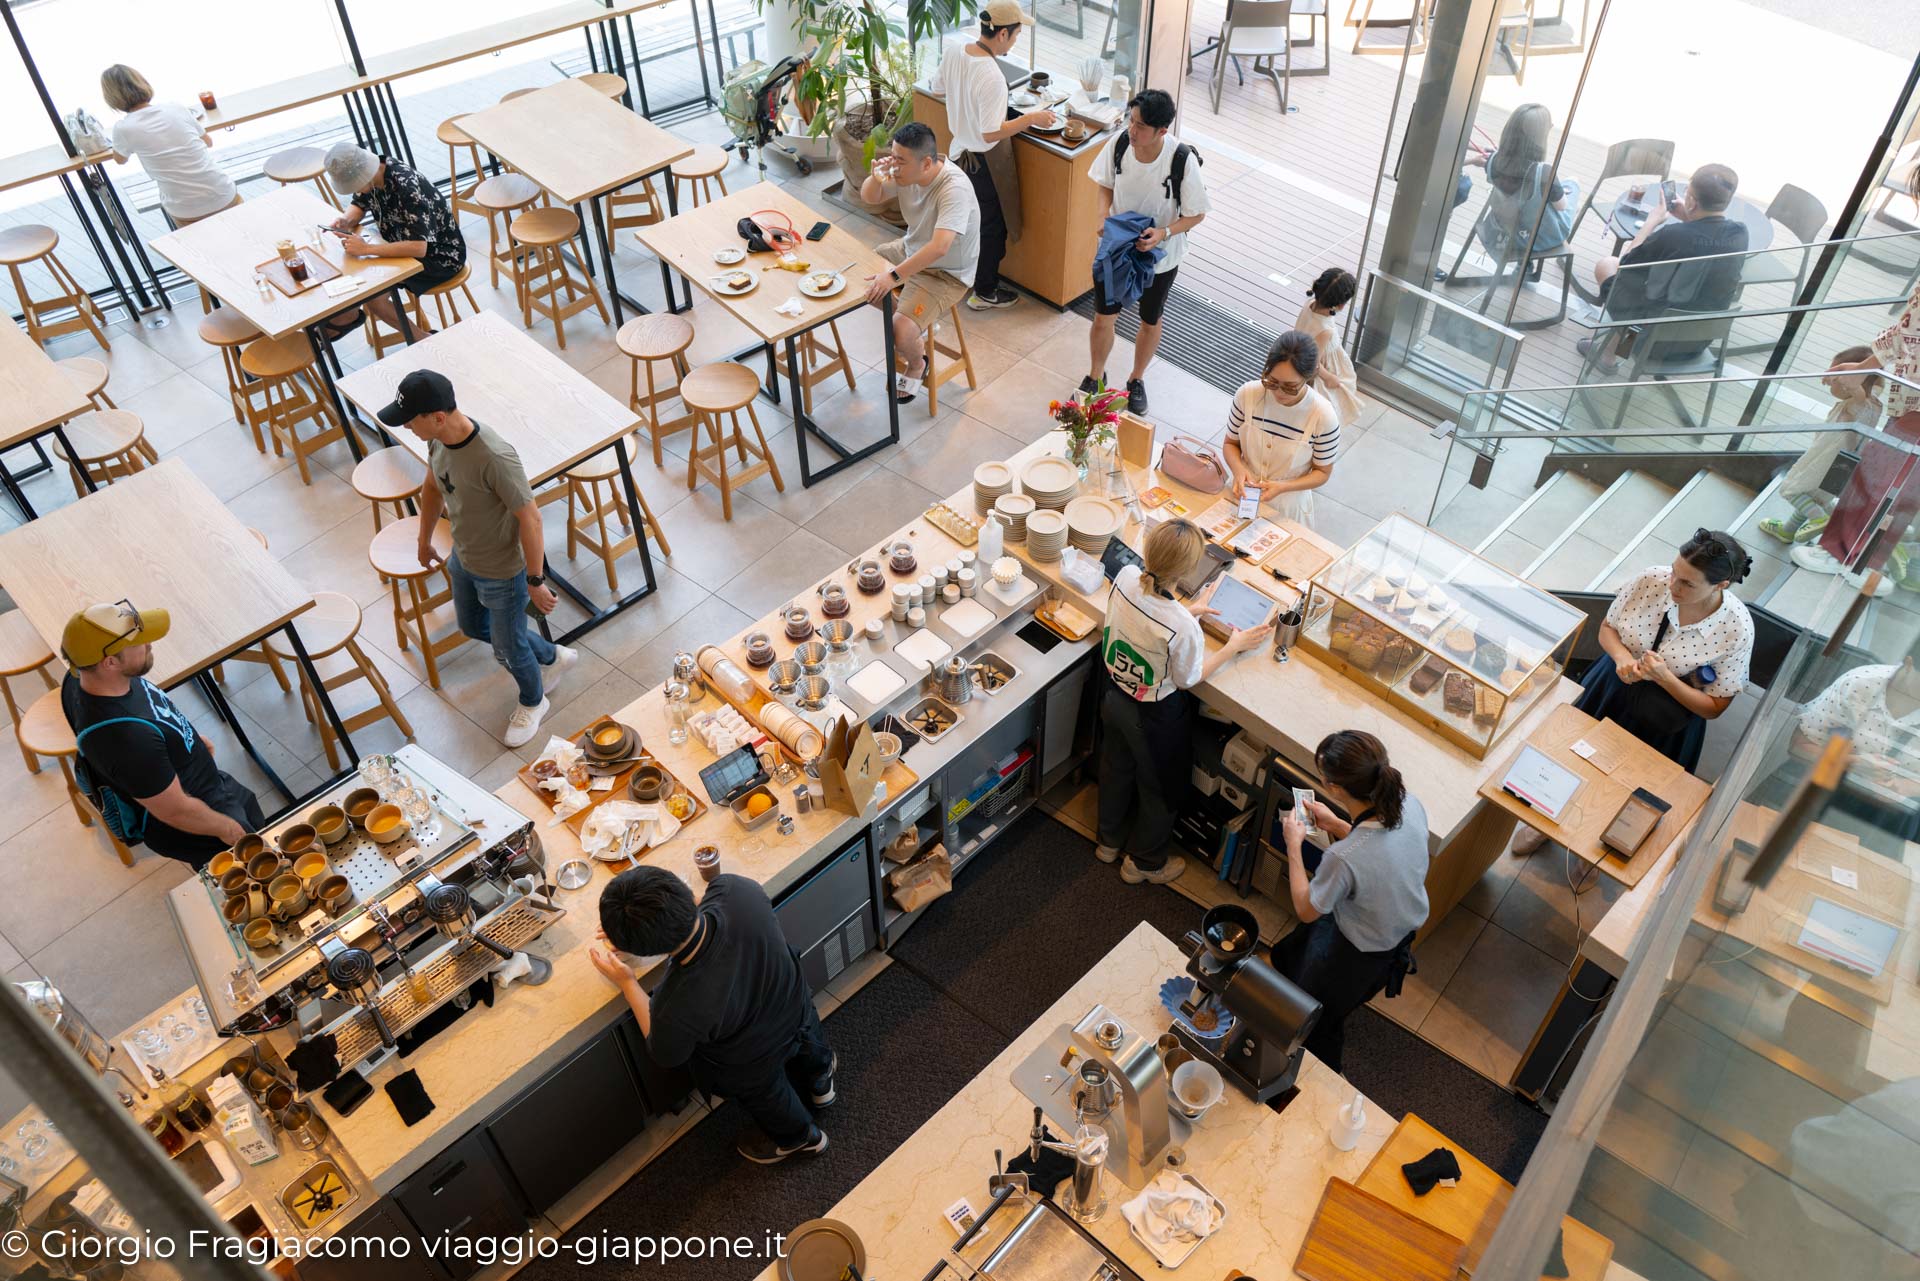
left=1474, top=683, right=1503, bottom=728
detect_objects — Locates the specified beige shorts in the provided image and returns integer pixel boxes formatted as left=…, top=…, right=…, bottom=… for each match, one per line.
left=876, top=239, right=969, bottom=328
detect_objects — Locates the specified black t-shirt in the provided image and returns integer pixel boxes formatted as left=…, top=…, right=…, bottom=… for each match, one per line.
left=62, top=673, right=225, bottom=850
left=645, top=875, right=810, bottom=1083
left=1609, top=214, right=1750, bottom=318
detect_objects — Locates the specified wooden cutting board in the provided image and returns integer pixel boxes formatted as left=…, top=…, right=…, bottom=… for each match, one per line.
left=1295, top=1178, right=1465, bottom=1281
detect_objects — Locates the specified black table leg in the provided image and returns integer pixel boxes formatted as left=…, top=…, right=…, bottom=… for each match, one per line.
left=548, top=438, right=662, bottom=645
left=0, top=453, right=38, bottom=520
left=784, top=295, right=902, bottom=487
left=194, top=671, right=294, bottom=803
left=626, top=14, right=653, bottom=117
left=586, top=193, right=639, bottom=325
left=390, top=288, right=418, bottom=343
left=304, top=322, right=366, bottom=463
left=279, top=621, right=359, bottom=766
left=50, top=423, right=99, bottom=495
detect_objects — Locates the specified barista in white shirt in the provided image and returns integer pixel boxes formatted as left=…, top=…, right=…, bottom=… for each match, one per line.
left=99, top=64, right=239, bottom=226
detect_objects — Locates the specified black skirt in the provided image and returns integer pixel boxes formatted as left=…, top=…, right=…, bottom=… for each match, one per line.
left=1574, top=653, right=1707, bottom=771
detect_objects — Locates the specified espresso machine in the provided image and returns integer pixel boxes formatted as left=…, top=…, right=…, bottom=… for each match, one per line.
left=1172, top=904, right=1321, bottom=1103
left=1010, top=1004, right=1180, bottom=1191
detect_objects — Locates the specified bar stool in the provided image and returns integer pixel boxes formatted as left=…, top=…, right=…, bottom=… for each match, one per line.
left=0, top=225, right=111, bottom=352
left=616, top=315, right=696, bottom=465
left=0, top=610, right=57, bottom=774
left=263, top=146, right=342, bottom=210
left=922, top=304, right=979, bottom=416
left=580, top=72, right=627, bottom=99
left=510, top=206, right=609, bottom=350
left=475, top=173, right=544, bottom=293
left=351, top=445, right=425, bottom=532
left=265, top=592, right=414, bottom=771
left=500, top=87, right=540, bottom=102
left=239, top=334, right=349, bottom=486
left=54, top=410, right=153, bottom=495
left=367, top=516, right=465, bottom=690
left=210, top=528, right=295, bottom=695
left=409, top=263, right=480, bottom=332
left=604, top=175, right=668, bottom=244
left=362, top=309, right=413, bottom=361
left=197, top=308, right=266, bottom=443
left=18, top=687, right=133, bottom=867
left=773, top=321, right=858, bottom=415
left=57, top=356, right=116, bottom=410
left=681, top=362, right=781, bottom=521
left=438, top=116, right=488, bottom=221
left=671, top=146, right=730, bottom=207
left=564, top=439, right=672, bottom=592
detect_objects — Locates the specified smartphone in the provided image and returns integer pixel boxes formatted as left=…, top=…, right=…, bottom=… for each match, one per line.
left=805, top=220, right=831, bottom=241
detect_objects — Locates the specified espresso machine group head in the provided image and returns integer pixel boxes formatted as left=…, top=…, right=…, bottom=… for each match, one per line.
left=1173, top=904, right=1321, bottom=1103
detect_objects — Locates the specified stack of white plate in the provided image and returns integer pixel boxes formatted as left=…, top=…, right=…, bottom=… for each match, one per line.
left=1064, top=495, right=1125, bottom=554
left=973, top=461, right=1014, bottom=516
left=994, top=493, right=1035, bottom=542
left=1025, top=509, right=1069, bottom=562
left=1021, top=456, right=1079, bottom=510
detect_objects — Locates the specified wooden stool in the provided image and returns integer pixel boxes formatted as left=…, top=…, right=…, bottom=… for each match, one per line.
left=211, top=528, right=293, bottom=695
left=197, top=308, right=266, bottom=442
left=604, top=175, right=668, bottom=242
left=671, top=146, right=730, bottom=207
left=580, top=72, right=628, bottom=99
left=0, top=225, right=110, bottom=352
left=564, top=438, right=672, bottom=591
left=616, top=314, right=696, bottom=465
left=0, top=610, right=57, bottom=774
left=54, top=410, right=152, bottom=495
left=362, top=308, right=413, bottom=361
left=368, top=517, right=465, bottom=690
left=475, top=173, right=544, bottom=293
left=240, top=334, right=349, bottom=486
left=510, top=206, right=609, bottom=350
left=923, top=303, right=979, bottom=416
left=18, top=687, right=133, bottom=867
left=265, top=593, right=414, bottom=771
left=500, top=87, right=540, bottom=102
left=681, top=362, right=781, bottom=521
left=58, top=356, right=116, bottom=410
left=263, top=146, right=342, bottom=210
left=438, top=116, right=488, bottom=221
left=409, top=263, right=480, bottom=332
left=773, top=321, right=858, bottom=414
left=352, top=445, right=425, bottom=532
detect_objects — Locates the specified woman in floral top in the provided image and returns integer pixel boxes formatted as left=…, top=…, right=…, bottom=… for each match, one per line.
left=321, top=142, right=467, bottom=337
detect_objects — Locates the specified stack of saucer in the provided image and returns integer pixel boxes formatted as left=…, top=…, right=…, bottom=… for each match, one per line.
left=973, top=461, right=1014, bottom=516
left=1021, top=456, right=1079, bottom=511
left=1025, top=509, right=1069, bottom=562
left=994, top=493, right=1036, bottom=542
left=1064, top=495, right=1125, bottom=554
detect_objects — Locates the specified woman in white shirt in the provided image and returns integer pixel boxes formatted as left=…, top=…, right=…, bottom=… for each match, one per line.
left=1791, top=658, right=1920, bottom=840
left=1096, top=520, right=1269, bottom=885
left=100, top=65, right=238, bottom=227
left=1292, top=268, right=1363, bottom=425
left=1223, top=330, right=1341, bottom=525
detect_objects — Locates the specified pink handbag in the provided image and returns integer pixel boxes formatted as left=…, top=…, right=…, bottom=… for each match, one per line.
left=1158, top=435, right=1230, bottom=494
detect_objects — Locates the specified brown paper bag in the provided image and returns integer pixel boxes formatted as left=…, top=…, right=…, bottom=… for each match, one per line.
left=1116, top=412, right=1156, bottom=469
left=818, top=716, right=880, bottom=816
left=887, top=845, right=952, bottom=911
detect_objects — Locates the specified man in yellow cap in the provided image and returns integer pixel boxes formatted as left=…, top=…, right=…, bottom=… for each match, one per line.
left=59, top=601, right=264, bottom=867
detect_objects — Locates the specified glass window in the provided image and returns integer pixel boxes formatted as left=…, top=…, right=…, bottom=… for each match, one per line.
left=0, top=38, right=60, bottom=166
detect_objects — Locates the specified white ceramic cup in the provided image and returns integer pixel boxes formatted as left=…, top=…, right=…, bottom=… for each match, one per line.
left=943, top=584, right=961, bottom=605
left=918, top=574, right=938, bottom=604
left=864, top=618, right=885, bottom=641
left=958, top=568, right=977, bottom=596
left=892, top=598, right=910, bottom=622
left=907, top=607, right=926, bottom=629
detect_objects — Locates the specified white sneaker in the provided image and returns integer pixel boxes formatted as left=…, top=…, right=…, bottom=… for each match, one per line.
left=1842, top=566, right=1896, bottom=597
left=1789, top=543, right=1845, bottom=576
left=1120, top=855, right=1186, bottom=885
left=546, top=644, right=579, bottom=694
left=1095, top=844, right=1121, bottom=864
left=503, top=697, right=551, bottom=748
left=1512, top=825, right=1549, bottom=855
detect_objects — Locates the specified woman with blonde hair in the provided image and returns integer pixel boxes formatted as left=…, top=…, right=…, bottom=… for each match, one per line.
left=1095, top=519, right=1270, bottom=884
left=100, top=64, right=238, bottom=227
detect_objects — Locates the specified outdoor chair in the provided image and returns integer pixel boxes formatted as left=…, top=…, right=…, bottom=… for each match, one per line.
left=1441, top=162, right=1577, bottom=330
left=1569, top=138, right=1675, bottom=249
left=1210, top=0, right=1299, bottom=115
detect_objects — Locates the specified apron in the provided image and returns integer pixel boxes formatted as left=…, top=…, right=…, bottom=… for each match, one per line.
left=1102, top=578, right=1179, bottom=701
left=1819, top=408, right=1920, bottom=571
left=958, top=138, right=1023, bottom=244
left=1237, top=389, right=1322, bottom=524
left=1574, top=614, right=1709, bottom=769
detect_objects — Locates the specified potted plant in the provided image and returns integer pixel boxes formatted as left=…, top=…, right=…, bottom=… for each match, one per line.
left=1050, top=386, right=1126, bottom=479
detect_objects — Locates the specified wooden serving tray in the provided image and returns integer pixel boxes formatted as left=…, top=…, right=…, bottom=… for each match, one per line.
left=1295, top=1178, right=1464, bottom=1281
left=514, top=721, right=708, bottom=836
left=255, top=248, right=342, bottom=297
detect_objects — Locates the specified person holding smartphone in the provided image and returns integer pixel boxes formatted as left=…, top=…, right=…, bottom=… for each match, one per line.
left=1222, top=330, right=1341, bottom=527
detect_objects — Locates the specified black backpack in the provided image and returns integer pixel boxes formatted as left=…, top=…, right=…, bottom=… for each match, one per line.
left=1112, top=132, right=1202, bottom=207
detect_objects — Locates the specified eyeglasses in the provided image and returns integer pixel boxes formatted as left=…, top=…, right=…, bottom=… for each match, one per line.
left=1261, top=376, right=1307, bottom=395
left=100, top=599, right=143, bottom=658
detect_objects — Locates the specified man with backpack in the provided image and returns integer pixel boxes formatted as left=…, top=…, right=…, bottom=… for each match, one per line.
left=60, top=601, right=264, bottom=867
left=1084, top=88, right=1210, bottom=416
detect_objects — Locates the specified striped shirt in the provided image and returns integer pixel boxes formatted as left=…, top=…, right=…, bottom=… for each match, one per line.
left=1226, top=382, right=1340, bottom=472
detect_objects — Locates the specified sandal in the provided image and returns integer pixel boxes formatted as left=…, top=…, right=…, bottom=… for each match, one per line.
left=893, top=356, right=928, bottom=404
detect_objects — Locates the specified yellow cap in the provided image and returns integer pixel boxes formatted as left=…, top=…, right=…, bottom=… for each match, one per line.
left=981, top=1, right=1035, bottom=26
left=61, top=601, right=170, bottom=667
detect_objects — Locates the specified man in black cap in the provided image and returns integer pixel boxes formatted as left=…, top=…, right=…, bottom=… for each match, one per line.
left=378, top=370, right=576, bottom=747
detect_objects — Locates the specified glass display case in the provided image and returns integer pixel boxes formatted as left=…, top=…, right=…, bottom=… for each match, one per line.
left=1298, top=514, right=1585, bottom=758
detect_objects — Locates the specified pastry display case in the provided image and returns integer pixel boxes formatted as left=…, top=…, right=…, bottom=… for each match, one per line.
left=1297, top=514, right=1585, bottom=758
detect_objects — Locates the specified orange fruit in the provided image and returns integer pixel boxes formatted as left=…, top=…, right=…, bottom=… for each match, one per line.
left=745, top=792, right=774, bottom=818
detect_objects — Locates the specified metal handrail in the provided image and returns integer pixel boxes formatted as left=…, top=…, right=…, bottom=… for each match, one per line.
left=1452, top=367, right=1920, bottom=401
left=1598, top=221, right=1920, bottom=273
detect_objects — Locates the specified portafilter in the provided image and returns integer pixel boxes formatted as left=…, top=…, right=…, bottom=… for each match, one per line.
left=421, top=881, right=516, bottom=960
left=324, top=946, right=395, bottom=1049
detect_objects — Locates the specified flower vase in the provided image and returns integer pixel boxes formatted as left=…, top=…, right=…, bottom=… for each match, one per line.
left=1068, top=439, right=1092, bottom=482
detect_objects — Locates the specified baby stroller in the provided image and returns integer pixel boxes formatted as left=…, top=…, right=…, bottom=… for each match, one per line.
left=720, top=55, right=813, bottom=177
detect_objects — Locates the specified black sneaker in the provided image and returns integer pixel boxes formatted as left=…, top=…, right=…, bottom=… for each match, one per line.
left=737, top=1125, right=829, bottom=1165
left=1126, top=379, right=1148, bottom=415
left=809, top=1052, right=839, bottom=1107
left=1077, top=375, right=1101, bottom=396
left=965, top=287, right=1019, bottom=311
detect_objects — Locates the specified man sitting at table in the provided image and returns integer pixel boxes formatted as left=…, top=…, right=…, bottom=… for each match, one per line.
left=320, top=142, right=468, bottom=341
left=591, top=865, right=837, bottom=1166
left=59, top=601, right=266, bottom=868
left=860, top=121, right=982, bottom=403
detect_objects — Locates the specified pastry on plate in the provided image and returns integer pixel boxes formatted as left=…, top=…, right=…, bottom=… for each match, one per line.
left=1443, top=626, right=1476, bottom=658
left=1442, top=672, right=1475, bottom=716
left=1473, top=683, right=1503, bottom=728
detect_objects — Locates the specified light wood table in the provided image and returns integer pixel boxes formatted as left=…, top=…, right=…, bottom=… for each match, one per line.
left=456, top=77, right=693, bottom=325
left=333, top=311, right=659, bottom=642
left=0, top=318, right=97, bottom=519
left=634, top=179, right=902, bottom=486
left=0, top=460, right=358, bottom=799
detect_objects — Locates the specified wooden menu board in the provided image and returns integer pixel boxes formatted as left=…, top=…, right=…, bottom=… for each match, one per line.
left=255, top=249, right=342, bottom=297
left=1295, top=1178, right=1464, bottom=1281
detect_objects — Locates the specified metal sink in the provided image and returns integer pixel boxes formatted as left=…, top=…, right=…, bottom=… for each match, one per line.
left=903, top=696, right=963, bottom=743
left=973, top=651, right=1020, bottom=695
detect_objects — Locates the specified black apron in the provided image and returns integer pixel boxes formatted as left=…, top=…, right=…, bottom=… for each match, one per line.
left=1575, top=612, right=1709, bottom=770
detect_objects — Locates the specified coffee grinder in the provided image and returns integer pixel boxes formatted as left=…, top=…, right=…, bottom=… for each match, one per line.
left=1172, top=904, right=1321, bottom=1103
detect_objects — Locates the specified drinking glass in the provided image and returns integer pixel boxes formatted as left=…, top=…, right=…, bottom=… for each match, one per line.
left=160, top=1014, right=192, bottom=1043
left=381, top=778, right=415, bottom=806
left=17, top=1119, right=47, bottom=1163
left=0, top=1142, right=17, bottom=1176
left=358, top=754, right=391, bottom=787
left=403, top=792, right=432, bottom=839
left=131, top=1026, right=164, bottom=1059
left=189, top=995, right=210, bottom=1027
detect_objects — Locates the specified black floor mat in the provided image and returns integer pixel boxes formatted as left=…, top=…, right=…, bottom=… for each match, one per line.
left=1068, top=285, right=1276, bottom=395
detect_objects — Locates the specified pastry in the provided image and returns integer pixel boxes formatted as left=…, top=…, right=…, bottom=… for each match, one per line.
left=1444, top=627, right=1476, bottom=658
left=1408, top=658, right=1448, bottom=695
left=1472, top=639, right=1506, bottom=679
left=1408, top=605, right=1446, bottom=634
left=1391, top=590, right=1418, bottom=619
left=1442, top=672, right=1475, bottom=716
left=1474, top=684, right=1503, bottom=728
left=1406, top=574, right=1431, bottom=599
left=1329, top=596, right=1357, bottom=627
left=1365, top=575, right=1394, bottom=604
left=1328, top=619, right=1358, bottom=656
left=1349, top=633, right=1386, bottom=672
left=1380, top=636, right=1422, bottom=679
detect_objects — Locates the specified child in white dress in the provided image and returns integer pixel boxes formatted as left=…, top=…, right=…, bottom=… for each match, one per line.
left=1292, top=268, right=1364, bottom=426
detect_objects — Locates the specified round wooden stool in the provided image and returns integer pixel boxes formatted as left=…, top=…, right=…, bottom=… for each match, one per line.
left=352, top=445, right=426, bottom=532
left=437, top=115, right=488, bottom=220
left=0, top=609, right=57, bottom=774
left=680, top=362, right=781, bottom=521
left=240, top=334, right=347, bottom=486
left=671, top=145, right=730, bottom=207
left=54, top=410, right=152, bottom=495
left=0, top=225, right=110, bottom=352
left=265, top=592, right=415, bottom=771
left=509, top=206, right=609, bottom=351
left=500, top=87, right=540, bottom=103
left=18, top=687, right=132, bottom=866
left=563, top=438, right=672, bottom=591
left=367, top=517, right=465, bottom=690
left=410, top=262, right=481, bottom=332
left=263, top=146, right=342, bottom=210
left=475, top=173, right=545, bottom=294
left=580, top=73, right=628, bottom=99
left=198, top=308, right=266, bottom=443
left=616, top=314, right=696, bottom=465
left=57, top=356, right=116, bottom=411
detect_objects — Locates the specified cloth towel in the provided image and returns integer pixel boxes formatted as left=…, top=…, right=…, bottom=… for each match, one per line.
left=321, top=1068, right=372, bottom=1117
left=1092, top=211, right=1162, bottom=309
left=1120, top=1171, right=1222, bottom=1247
left=1401, top=1146, right=1463, bottom=1196
left=385, top=1069, right=435, bottom=1126
left=284, top=1032, right=341, bottom=1091
left=1006, top=1134, right=1076, bottom=1197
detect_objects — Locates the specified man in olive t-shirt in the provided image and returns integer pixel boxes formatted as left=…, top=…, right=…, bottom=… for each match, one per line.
left=378, top=370, right=576, bottom=747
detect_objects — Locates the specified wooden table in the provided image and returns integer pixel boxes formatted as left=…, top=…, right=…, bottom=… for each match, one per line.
left=333, top=312, right=659, bottom=642
left=0, top=460, right=359, bottom=799
left=457, top=77, right=693, bottom=325
left=0, top=318, right=97, bottom=519
left=635, top=180, right=902, bottom=485
left=1479, top=704, right=1711, bottom=889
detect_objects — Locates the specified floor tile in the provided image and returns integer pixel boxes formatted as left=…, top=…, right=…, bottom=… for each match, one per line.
left=96, top=330, right=190, bottom=401
left=573, top=563, right=712, bottom=670
left=166, top=419, right=297, bottom=502
left=616, top=594, right=756, bottom=684
left=25, top=859, right=199, bottom=1041
left=224, top=466, right=372, bottom=560
left=650, top=487, right=796, bottom=587
left=948, top=358, right=1079, bottom=440
left=0, top=729, right=79, bottom=845
left=1369, top=904, right=1485, bottom=1030
left=718, top=527, right=855, bottom=621
left=1319, top=429, right=1445, bottom=521
left=428, top=636, right=617, bottom=753
left=0, top=807, right=159, bottom=956
left=807, top=467, right=944, bottom=559
left=1490, top=845, right=1624, bottom=965
left=118, top=370, right=234, bottom=455
left=1417, top=921, right=1567, bottom=1085
left=881, top=410, right=1026, bottom=494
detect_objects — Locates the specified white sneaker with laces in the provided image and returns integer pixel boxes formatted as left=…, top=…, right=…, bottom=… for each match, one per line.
left=503, top=697, right=551, bottom=748
left=1120, top=855, right=1186, bottom=885
left=546, top=644, right=579, bottom=694
left=1095, top=844, right=1121, bottom=864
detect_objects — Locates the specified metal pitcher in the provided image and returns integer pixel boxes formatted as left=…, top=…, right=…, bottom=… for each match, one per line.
left=1271, top=607, right=1304, bottom=663
left=670, top=651, right=706, bottom=703
left=938, top=655, right=983, bottom=704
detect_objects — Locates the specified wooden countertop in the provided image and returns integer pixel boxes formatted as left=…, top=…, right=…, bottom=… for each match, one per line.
left=455, top=77, right=691, bottom=206
left=0, top=317, right=93, bottom=449
left=360, top=0, right=675, bottom=86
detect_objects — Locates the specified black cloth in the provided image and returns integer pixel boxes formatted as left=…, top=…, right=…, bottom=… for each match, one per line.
left=399, top=258, right=466, bottom=297
left=285, top=1033, right=341, bottom=1091
left=1575, top=653, right=1708, bottom=771
left=1007, top=1129, right=1077, bottom=1196
left=1094, top=264, right=1180, bottom=326
left=1271, top=915, right=1402, bottom=1074
left=385, top=1069, right=435, bottom=1126
left=1401, top=1146, right=1463, bottom=1196
left=357, top=158, right=467, bottom=273
left=60, top=673, right=264, bottom=866
left=963, top=152, right=1008, bottom=297
left=1096, top=684, right=1195, bottom=872
left=322, top=1068, right=372, bottom=1117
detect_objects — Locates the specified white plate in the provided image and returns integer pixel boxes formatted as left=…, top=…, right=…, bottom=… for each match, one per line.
left=710, top=272, right=757, bottom=296
left=798, top=272, right=845, bottom=298
left=1064, top=494, right=1124, bottom=539
left=1027, top=113, right=1065, bottom=133
left=995, top=493, right=1036, bottom=516
left=1026, top=509, right=1068, bottom=538
left=712, top=247, right=746, bottom=264
left=1022, top=456, right=1078, bottom=497
left=974, top=460, right=1013, bottom=491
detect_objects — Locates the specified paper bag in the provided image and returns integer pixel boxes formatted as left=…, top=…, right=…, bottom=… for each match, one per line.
left=818, top=716, right=880, bottom=817
left=1116, top=412, right=1156, bottom=469
left=887, top=846, right=952, bottom=912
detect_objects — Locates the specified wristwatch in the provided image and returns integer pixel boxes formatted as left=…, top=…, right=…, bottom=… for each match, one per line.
left=527, top=574, right=546, bottom=588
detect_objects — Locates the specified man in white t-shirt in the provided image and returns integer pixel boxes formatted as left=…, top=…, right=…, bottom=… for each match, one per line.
left=860, top=123, right=982, bottom=402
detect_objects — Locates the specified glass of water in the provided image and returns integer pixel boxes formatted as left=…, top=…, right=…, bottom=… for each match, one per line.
left=403, top=791, right=432, bottom=840
left=358, top=754, right=391, bottom=787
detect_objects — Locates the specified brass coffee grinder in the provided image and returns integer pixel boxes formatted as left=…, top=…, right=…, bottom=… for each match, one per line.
left=1173, top=904, right=1322, bottom=1103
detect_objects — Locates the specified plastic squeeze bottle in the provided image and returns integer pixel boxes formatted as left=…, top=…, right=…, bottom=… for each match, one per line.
left=1331, top=1090, right=1366, bottom=1151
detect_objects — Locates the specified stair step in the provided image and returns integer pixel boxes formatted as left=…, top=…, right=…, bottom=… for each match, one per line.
left=1528, top=531, right=1619, bottom=590
left=1474, top=471, right=1605, bottom=559
left=1585, top=470, right=1678, bottom=533
left=1646, top=472, right=1756, bottom=545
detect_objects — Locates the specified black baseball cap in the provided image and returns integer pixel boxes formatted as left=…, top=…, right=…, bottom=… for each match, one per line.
left=377, top=369, right=457, bottom=426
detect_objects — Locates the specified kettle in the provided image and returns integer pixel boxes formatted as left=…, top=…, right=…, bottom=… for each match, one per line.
left=937, top=655, right=986, bottom=704
left=670, top=650, right=706, bottom=703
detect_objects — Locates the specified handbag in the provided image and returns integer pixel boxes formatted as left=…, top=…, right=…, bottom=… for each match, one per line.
left=1158, top=436, right=1230, bottom=494
left=64, top=107, right=109, bottom=155
left=1619, top=614, right=1695, bottom=739
left=736, top=210, right=798, bottom=254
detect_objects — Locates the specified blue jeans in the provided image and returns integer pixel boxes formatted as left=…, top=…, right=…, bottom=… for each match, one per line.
left=448, top=556, right=556, bottom=708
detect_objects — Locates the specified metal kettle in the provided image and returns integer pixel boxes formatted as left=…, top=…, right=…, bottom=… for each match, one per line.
left=937, top=655, right=986, bottom=704
left=670, top=651, right=706, bottom=703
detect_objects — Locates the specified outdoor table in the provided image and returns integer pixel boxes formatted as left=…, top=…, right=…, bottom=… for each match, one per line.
left=0, top=318, right=98, bottom=519
left=333, top=311, right=659, bottom=642
left=456, top=77, right=693, bottom=326
left=1601, top=191, right=1775, bottom=259
left=634, top=180, right=901, bottom=486
left=0, top=460, right=360, bottom=801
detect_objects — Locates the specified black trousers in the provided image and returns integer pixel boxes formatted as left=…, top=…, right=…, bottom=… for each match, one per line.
left=1272, top=916, right=1402, bottom=1074
left=703, top=998, right=835, bottom=1145
left=962, top=154, right=1008, bottom=298
left=1096, top=684, right=1194, bottom=872
left=145, top=773, right=267, bottom=869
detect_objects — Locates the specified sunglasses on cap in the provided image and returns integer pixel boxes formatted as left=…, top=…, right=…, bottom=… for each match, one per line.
left=99, top=599, right=146, bottom=657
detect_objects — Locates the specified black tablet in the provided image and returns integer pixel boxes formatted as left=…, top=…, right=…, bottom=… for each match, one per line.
left=1100, top=535, right=1144, bottom=581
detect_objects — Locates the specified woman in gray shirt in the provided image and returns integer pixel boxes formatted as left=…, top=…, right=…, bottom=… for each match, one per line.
left=1274, top=730, right=1430, bottom=1072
